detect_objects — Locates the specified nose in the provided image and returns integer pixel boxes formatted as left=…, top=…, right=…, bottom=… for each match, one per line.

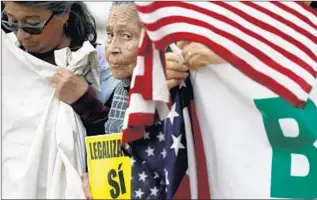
left=107, top=37, right=122, bottom=55
left=16, top=28, right=31, bottom=41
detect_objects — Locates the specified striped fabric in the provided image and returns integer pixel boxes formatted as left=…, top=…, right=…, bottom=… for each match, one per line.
left=104, top=81, right=130, bottom=134
left=122, top=1, right=317, bottom=142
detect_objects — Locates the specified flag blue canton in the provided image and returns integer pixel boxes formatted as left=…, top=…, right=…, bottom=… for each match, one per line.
left=128, top=78, right=194, bottom=199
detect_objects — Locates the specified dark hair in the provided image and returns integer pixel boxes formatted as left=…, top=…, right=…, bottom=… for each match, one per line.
left=1, top=2, right=11, bottom=33
left=14, top=1, right=97, bottom=48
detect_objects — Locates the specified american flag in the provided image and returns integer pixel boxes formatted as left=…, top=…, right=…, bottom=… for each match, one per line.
left=136, top=1, right=317, bottom=108
left=121, top=1, right=317, bottom=199
left=127, top=77, right=209, bottom=199
left=123, top=1, right=317, bottom=141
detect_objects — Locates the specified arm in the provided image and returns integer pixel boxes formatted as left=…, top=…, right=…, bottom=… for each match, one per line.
left=71, top=48, right=119, bottom=136
left=71, top=85, right=111, bottom=136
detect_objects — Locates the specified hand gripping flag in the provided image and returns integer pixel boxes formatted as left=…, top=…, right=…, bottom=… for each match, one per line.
left=121, top=1, right=317, bottom=199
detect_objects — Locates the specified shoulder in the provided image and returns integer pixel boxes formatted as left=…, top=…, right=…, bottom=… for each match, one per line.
left=95, top=44, right=109, bottom=72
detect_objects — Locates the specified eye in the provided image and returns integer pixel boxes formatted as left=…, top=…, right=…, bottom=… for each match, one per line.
left=107, top=32, right=113, bottom=39
left=123, top=34, right=132, bottom=40
left=7, top=17, right=17, bottom=24
left=27, top=22, right=40, bottom=26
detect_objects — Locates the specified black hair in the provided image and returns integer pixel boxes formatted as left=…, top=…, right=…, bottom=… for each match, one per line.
left=14, top=1, right=97, bottom=48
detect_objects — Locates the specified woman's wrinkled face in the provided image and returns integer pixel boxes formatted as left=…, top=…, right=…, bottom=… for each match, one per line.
left=3, top=2, right=69, bottom=53
left=105, top=4, right=142, bottom=80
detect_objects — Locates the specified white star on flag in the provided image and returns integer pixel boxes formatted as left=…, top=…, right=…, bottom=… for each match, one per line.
left=135, top=188, right=144, bottom=199
left=156, top=131, right=165, bottom=142
left=150, top=186, right=159, bottom=197
left=131, top=157, right=136, bottom=167
left=164, top=169, right=170, bottom=186
left=167, top=103, right=179, bottom=125
left=161, top=148, right=166, bottom=159
left=145, top=146, right=155, bottom=157
left=138, top=171, right=148, bottom=182
left=144, top=131, right=151, bottom=140
left=154, top=171, right=160, bottom=179
left=170, top=134, right=185, bottom=156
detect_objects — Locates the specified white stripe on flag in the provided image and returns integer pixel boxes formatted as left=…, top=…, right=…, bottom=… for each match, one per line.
left=282, top=2, right=317, bottom=26
left=127, top=93, right=156, bottom=114
left=183, top=107, right=198, bottom=199
left=186, top=2, right=316, bottom=71
left=146, top=23, right=309, bottom=101
left=233, top=3, right=316, bottom=48
left=152, top=48, right=170, bottom=102
left=256, top=2, right=316, bottom=34
left=138, top=5, right=316, bottom=86
left=131, top=56, right=145, bottom=88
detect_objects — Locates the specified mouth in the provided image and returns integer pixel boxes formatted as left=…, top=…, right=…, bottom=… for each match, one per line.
left=23, top=42, right=38, bottom=49
left=110, top=63, right=126, bottom=68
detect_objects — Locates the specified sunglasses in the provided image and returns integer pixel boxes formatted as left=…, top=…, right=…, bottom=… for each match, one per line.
left=1, top=12, right=54, bottom=35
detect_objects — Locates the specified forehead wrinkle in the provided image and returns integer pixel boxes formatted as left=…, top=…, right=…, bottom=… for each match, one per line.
left=107, top=21, right=140, bottom=34
left=108, top=5, right=139, bottom=23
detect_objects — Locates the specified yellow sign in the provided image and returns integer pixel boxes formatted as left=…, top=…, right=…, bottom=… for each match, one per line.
left=85, top=133, right=131, bottom=199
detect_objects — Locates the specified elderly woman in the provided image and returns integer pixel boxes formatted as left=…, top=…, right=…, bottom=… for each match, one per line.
left=82, top=1, right=190, bottom=199
left=2, top=1, right=119, bottom=136
left=104, top=2, right=189, bottom=134
left=101, top=1, right=317, bottom=199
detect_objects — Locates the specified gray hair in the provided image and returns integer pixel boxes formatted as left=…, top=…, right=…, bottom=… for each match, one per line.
left=14, top=1, right=97, bottom=48
left=110, top=1, right=143, bottom=28
left=111, top=1, right=136, bottom=8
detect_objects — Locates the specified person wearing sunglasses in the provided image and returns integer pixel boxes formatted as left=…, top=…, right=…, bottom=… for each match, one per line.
left=2, top=1, right=119, bottom=136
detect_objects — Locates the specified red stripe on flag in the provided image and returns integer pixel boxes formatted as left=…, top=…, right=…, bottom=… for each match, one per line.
left=153, top=32, right=307, bottom=107
left=137, top=30, right=149, bottom=55
left=122, top=113, right=154, bottom=144
left=297, top=2, right=317, bottom=17
left=146, top=15, right=315, bottom=87
left=215, top=2, right=317, bottom=64
left=190, top=100, right=211, bottom=199
left=243, top=2, right=317, bottom=44
left=272, top=2, right=317, bottom=31
left=138, top=1, right=317, bottom=63
left=173, top=175, right=191, bottom=199
left=132, top=34, right=154, bottom=100
left=130, top=54, right=153, bottom=99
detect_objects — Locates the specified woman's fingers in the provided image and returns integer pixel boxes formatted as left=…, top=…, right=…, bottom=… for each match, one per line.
left=167, top=79, right=183, bottom=90
left=166, top=69, right=189, bottom=80
left=166, top=60, right=189, bottom=72
left=177, top=40, right=190, bottom=49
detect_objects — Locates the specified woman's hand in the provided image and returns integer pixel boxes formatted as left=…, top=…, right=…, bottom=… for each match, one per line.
left=165, top=52, right=189, bottom=90
left=81, top=173, right=92, bottom=200
left=303, top=1, right=312, bottom=6
left=52, top=68, right=88, bottom=104
left=177, top=41, right=226, bottom=69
